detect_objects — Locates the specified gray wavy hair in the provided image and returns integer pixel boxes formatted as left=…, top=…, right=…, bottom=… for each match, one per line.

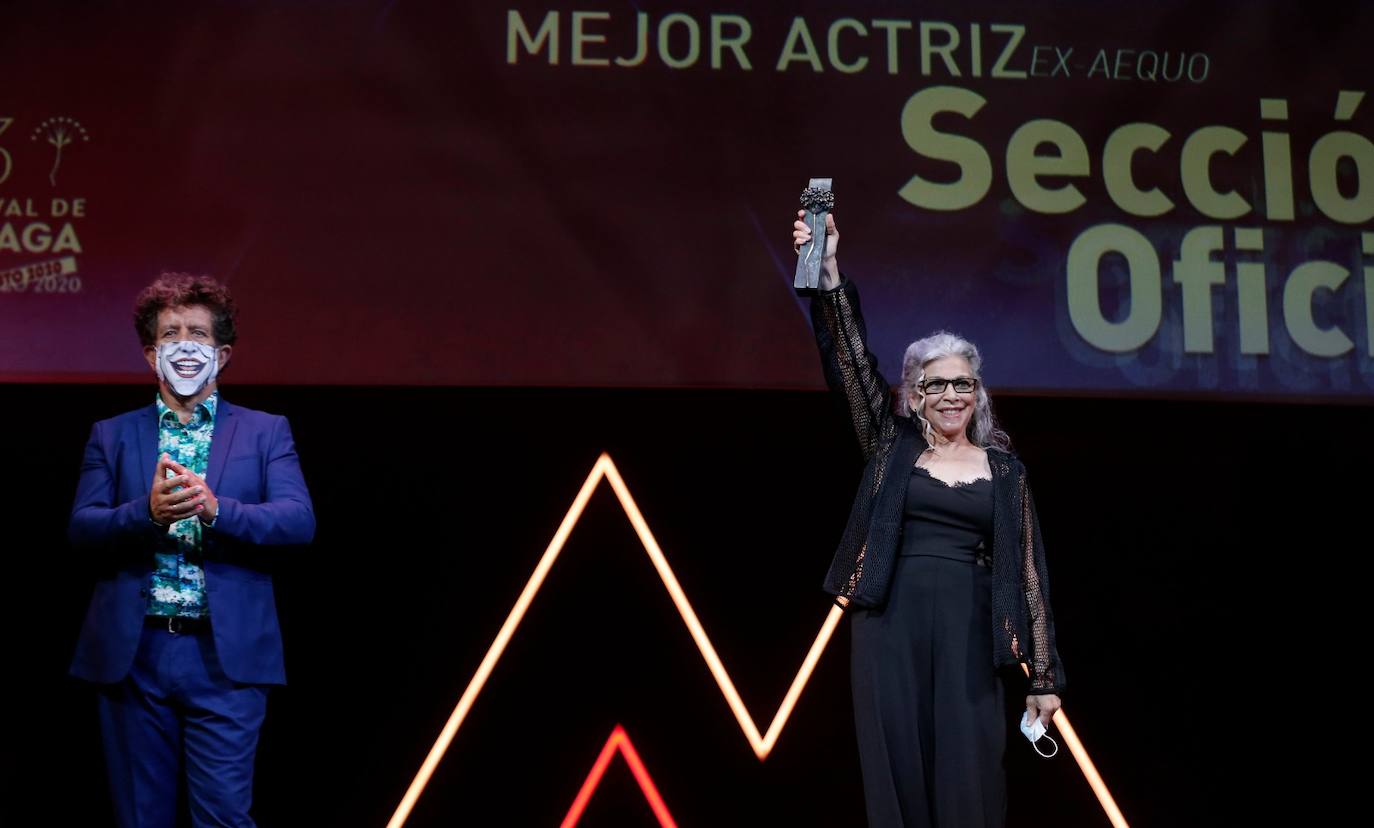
left=899, top=330, right=1011, bottom=452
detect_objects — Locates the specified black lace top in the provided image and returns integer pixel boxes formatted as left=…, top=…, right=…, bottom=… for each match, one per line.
left=901, top=467, right=993, bottom=565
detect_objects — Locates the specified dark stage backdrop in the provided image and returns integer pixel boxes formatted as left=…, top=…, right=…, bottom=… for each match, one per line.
left=0, top=384, right=1363, bottom=826
left=1, top=1, right=1372, bottom=396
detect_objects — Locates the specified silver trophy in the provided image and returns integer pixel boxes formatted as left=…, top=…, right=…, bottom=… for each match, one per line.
left=794, top=178, right=835, bottom=291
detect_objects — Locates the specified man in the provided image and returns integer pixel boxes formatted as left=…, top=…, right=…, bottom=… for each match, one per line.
left=68, top=272, right=315, bottom=827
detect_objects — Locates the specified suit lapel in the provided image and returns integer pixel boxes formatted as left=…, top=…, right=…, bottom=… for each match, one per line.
left=137, top=404, right=158, bottom=491
left=207, top=398, right=238, bottom=493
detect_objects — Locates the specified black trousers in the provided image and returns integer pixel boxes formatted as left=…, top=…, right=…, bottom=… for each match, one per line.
left=850, top=555, right=1008, bottom=828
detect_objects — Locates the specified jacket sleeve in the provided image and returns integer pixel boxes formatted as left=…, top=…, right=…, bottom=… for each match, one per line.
left=68, top=420, right=165, bottom=549
left=210, top=416, right=316, bottom=547
left=810, top=276, right=897, bottom=462
left=1019, top=471, right=1066, bottom=695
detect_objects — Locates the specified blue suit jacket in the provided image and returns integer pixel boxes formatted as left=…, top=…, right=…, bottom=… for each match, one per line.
left=68, top=398, right=315, bottom=685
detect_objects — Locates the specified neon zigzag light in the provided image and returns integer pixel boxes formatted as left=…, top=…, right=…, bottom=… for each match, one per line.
left=386, top=453, right=841, bottom=827
left=387, top=453, right=1128, bottom=828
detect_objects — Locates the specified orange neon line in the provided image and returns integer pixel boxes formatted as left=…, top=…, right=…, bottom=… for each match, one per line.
left=560, top=725, right=677, bottom=828
left=1020, top=664, right=1131, bottom=827
left=387, top=453, right=1126, bottom=828
left=385, top=455, right=608, bottom=828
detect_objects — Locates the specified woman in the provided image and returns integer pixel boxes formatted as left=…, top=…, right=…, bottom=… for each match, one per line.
left=793, top=211, right=1065, bottom=828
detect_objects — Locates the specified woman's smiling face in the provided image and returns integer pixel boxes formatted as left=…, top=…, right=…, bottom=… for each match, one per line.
left=915, top=355, right=976, bottom=441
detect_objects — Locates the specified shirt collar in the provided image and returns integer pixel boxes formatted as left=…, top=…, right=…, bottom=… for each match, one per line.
left=156, top=391, right=218, bottom=428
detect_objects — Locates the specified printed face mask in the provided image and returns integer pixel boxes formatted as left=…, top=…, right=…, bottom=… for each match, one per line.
left=156, top=340, right=219, bottom=397
left=1019, top=711, right=1059, bottom=759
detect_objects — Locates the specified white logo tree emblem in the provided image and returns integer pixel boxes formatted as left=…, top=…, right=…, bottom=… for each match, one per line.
left=31, top=116, right=90, bottom=186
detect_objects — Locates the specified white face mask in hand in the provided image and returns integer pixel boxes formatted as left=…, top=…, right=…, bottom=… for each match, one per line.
left=1019, top=711, right=1059, bottom=758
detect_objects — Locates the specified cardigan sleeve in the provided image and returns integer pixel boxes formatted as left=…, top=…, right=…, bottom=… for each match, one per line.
left=1019, top=470, right=1066, bottom=695
left=810, top=276, right=898, bottom=463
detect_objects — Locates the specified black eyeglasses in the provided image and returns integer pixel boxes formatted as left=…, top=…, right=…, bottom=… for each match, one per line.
left=919, top=376, right=979, bottom=395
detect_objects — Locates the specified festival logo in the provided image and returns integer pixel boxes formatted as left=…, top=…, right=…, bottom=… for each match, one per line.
left=0, top=115, right=90, bottom=295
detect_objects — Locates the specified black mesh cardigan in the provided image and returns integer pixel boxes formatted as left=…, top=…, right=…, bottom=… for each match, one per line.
left=812, top=277, right=1065, bottom=695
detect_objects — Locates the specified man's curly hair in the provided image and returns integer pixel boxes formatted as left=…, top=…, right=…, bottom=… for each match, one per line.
left=132, top=273, right=238, bottom=347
